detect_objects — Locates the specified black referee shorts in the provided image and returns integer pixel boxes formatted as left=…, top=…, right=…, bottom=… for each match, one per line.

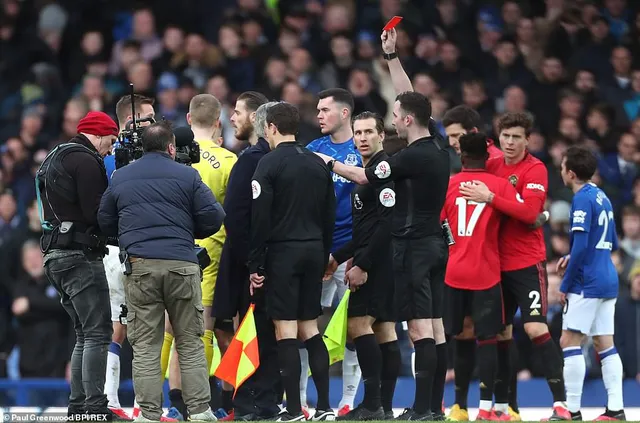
left=393, top=236, right=447, bottom=321
left=502, top=261, right=548, bottom=326
left=264, top=241, right=324, bottom=322
left=348, top=253, right=395, bottom=322
left=444, top=283, right=505, bottom=339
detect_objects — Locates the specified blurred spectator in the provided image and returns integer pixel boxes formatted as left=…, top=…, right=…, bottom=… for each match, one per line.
left=12, top=240, right=71, bottom=379
left=615, top=262, right=640, bottom=381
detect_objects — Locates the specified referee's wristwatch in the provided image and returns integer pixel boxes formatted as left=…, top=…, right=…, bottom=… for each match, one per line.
left=383, top=51, right=398, bottom=61
left=328, top=159, right=337, bottom=171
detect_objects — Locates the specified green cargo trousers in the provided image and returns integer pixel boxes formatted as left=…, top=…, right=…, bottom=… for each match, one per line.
left=124, top=258, right=210, bottom=420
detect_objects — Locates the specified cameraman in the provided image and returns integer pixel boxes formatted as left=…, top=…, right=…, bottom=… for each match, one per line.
left=38, top=111, right=119, bottom=419
left=102, top=93, right=156, bottom=418
left=98, top=121, right=225, bottom=422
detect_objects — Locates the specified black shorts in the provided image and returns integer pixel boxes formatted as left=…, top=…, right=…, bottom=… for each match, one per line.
left=502, top=261, right=548, bottom=325
left=393, top=236, right=447, bottom=321
left=213, top=318, right=234, bottom=334
left=264, top=241, right=324, bottom=321
left=444, top=284, right=505, bottom=339
left=348, top=255, right=395, bottom=322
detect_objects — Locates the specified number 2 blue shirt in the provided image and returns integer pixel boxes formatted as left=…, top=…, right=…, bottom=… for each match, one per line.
left=306, top=136, right=362, bottom=253
left=562, top=183, right=619, bottom=299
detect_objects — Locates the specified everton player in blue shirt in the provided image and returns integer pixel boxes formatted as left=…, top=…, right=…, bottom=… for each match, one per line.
left=557, top=146, right=625, bottom=422
left=304, top=88, right=362, bottom=416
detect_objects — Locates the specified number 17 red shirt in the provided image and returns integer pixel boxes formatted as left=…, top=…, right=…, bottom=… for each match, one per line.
left=441, top=169, right=519, bottom=290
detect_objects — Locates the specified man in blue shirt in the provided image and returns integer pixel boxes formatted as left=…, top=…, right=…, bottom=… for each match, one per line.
left=557, top=146, right=626, bottom=421
left=102, top=94, right=156, bottom=420
left=305, top=88, right=362, bottom=416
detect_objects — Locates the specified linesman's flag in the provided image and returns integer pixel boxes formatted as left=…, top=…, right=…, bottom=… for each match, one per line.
left=214, top=304, right=259, bottom=396
left=310, top=290, right=350, bottom=375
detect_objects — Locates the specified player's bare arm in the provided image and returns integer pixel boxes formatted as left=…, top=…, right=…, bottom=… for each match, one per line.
left=381, top=28, right=413, bottom=94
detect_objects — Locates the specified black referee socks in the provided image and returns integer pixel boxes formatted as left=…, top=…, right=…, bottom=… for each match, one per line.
left=413, top=338, right=436, bottom=414
left=379, top=340, right=401, bottom=413
left=305, top=334, right=331, bottom=411
left=431, top=342, right=448, bottom=414
left=277, top=338, right=302, bottom=415
left=354, top=334, right=382, bottom=410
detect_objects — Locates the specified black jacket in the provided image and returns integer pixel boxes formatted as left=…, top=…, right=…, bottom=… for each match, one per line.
left=98, top=151, right=226, bottom=264
left=41, top=134, right=107, bottom=231
left=212, top=139, right=270, bottom=320
left=248, top=141, right=335, bottom=273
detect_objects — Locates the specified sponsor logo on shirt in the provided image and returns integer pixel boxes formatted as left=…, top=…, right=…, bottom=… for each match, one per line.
left=573, top=210, right=586, bottom=224
left=526, top=183, right=545, bottom=192
left=251, top=180, right=261, bottom=199
left=379, top=188, right=396, bottom=207
left=333, top=173, right=350, bottom=184
left=375, top=161, right=391, bottom=179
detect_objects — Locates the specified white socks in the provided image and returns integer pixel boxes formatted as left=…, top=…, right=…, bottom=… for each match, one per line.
left=563, top=346, right=585, bottom=413
left=599, top=347, right=624, bottom=412
left=105, top=342, right=121, bottom=408
left=411, top=350, right=415, bottom=377
left=339, top=347, right=361, bottom=409
left=299, top=347, right=309, bottom=407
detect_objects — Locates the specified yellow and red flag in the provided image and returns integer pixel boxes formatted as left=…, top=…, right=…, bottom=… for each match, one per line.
left=214, top=304, right=259, bottom=396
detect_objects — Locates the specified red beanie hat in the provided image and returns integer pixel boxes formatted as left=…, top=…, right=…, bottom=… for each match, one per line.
left=77, top=111, right=118, bottom=137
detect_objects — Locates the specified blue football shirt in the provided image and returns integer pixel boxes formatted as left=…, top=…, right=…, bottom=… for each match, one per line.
left=306, top=135, right=362, bottom=253
left=562, top=183, right=619, bottom=298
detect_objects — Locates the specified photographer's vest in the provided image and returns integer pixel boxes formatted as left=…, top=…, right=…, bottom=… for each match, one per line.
left=35, top=143, right=107, bottom=253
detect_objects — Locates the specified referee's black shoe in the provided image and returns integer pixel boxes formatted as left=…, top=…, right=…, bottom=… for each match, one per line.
left=384, top=410, right=395, bottom=420
left=394, top=408, right=433, bottom=421
left=336, top=405, right=385, bottom=421
left=275, top=409, right=306, bottom=422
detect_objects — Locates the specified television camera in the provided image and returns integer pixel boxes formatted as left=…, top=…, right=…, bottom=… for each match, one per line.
left=114, top=84, right=201, bottom=168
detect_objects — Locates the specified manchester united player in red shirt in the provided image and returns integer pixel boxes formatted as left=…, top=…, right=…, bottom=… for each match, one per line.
left=442, top=132, right=516, bottom=422
left=460, top=112, right=570, bottom=421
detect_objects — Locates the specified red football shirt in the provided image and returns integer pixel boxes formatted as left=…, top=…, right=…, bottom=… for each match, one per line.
left=442, top=169, right=518, bottom=290
left=487, top=139, right=503, bottom=159
left=486, top=152, right=548, bottom=271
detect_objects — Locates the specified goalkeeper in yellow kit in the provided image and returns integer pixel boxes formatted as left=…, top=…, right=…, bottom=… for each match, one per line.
left=161, top=94, right=237, bottom=420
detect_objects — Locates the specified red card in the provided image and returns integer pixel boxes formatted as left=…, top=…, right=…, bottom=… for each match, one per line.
left=383, top=16, right=403, bottom=31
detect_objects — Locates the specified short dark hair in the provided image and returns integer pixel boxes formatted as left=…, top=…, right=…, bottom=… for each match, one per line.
left=266, top=102, right=300, bottom=136
left=442, top=105, right=482, bottom=131
left=459, top=132, right=488, bottom=161
left=352, top=111, right=384, bottom=134
left=116, top=94, right=154, bottom=127
left=497, top=112, right=534, bottom=137
left=237, top=91, right=269, bottom=113
left=318, top=88, right=354, bottom=113
left=396, top=91, right=432, bottom=128
left=563, top=146, right=597, bottom=181
left=142, top=121, right=175, bottom=153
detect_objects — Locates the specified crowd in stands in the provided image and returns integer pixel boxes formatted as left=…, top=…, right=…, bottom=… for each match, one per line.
left=1, top=0, right=640, bottom=404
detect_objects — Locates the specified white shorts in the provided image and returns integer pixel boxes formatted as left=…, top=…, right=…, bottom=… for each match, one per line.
left=103, top=245, right=126, bottom=323
left=562, top=292, right=616, bottom=336
left=321, top=262, right=348, bottom=308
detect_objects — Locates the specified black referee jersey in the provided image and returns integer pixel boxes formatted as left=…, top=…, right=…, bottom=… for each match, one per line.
left=247, top=141, right=336, bottom=274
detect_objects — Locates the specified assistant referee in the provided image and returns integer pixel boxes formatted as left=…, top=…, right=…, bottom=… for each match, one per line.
left=317, top=92, right=451, bottom=420
left=248, top=102, right=336, bottom=422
